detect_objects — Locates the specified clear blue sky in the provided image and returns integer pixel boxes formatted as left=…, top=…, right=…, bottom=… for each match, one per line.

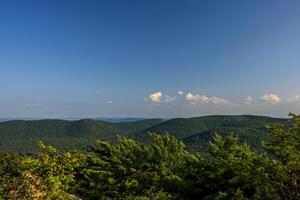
left=1, top=0, right=300, bottom=118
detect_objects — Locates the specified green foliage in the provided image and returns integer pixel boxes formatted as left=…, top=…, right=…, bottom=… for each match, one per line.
left=32, top=141, right=86, bottom=199
left=76, top=133, right=195, bottom=199
left=0, top=142, right=85, bottom=199
left=0, top=153, right=34, bottom=199
left=0, top=114, right=298, bottom=199
left=264, top=113, right=300, bottom=199
left=204, top=134, right=279, bottom=199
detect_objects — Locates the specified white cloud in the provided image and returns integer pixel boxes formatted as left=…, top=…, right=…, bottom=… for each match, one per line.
left=245, top=96, right=253, bottom=105
left=106, top=100, right=113, bottom=104
left=96, top=90, right=101, bottom=94
left=288, top=95, right=300, bottom=103
left=260, top=93, right=281, bottom=103
left=178, top=91, right=184, bottom=95
left=148, top=92, right=177, bottom=103
left=149, top=92, right=162, bottom=103
left=185, top=93, right=229, bottom=105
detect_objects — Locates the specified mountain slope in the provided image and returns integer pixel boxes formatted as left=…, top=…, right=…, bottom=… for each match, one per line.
left=0, top=118, right=163, bottom=153
left=0, top=115, right=288, bottom=153
left=131, top=115, right=287, bottom=151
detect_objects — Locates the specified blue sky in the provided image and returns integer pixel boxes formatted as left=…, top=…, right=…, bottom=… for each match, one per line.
left=1, top=0, right=300, bottom=118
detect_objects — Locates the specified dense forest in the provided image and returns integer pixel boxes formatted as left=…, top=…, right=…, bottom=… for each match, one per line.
left=0, top=115, right=286, bottom=153
left=0, top=114, right=299, bottom=199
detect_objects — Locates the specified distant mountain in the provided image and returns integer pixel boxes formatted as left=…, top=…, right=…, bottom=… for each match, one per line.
left=0, top=115, right=288, bottom=154
left=0, top=119, right=8, bottom=123
left=0, top=117, right=148, bottom=123
left=94, top=117, right=147, bottom=123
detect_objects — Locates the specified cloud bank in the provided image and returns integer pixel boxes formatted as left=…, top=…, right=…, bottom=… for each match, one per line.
left=149, top=92, right=177, bottom=103
left=185, top=93, right=229, bottom=105
left=260, top=94, right=281, bottom=103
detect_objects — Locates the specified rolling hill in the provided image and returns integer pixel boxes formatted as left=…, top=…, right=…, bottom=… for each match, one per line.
left=0, top=118, right=163, bottom=153
left=130, top=115, right=287, bottom=151
left=0, top=115, right=287, bottom=153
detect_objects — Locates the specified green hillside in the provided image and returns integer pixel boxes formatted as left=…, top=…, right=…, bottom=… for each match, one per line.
left=0, top=118, right=163, bottom=153
left=0, top=115, right=288, bottom=153
left=131, top=115, right=287, bottom=151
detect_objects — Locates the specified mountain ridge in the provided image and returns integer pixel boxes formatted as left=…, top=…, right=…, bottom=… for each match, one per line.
left=0, top=115, right=288, bottom=153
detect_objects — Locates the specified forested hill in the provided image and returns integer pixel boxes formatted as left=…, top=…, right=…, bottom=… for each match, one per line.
left=0, top=118, right=163, bottom=153
left=0, top=115, right=287, bottom=153
left=131, top=115, right=287, bottom=151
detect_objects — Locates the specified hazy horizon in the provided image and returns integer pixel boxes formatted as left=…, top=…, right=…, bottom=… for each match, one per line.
left=0, top=113, right=289, bottom=122
left=1, top=0, right=300, bottom=118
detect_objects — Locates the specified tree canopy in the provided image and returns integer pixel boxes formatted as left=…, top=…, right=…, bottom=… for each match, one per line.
left=0, top=114, right=299, bottom=199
